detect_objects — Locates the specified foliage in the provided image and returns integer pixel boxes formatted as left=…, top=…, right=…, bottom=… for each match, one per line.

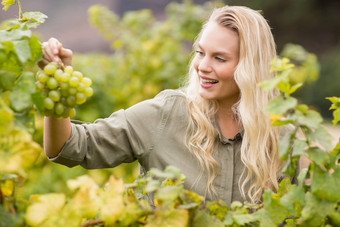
left=75, top=1, right=219, bottom=121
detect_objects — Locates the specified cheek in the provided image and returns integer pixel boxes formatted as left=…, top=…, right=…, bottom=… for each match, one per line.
left=192, top=56, right=199, bottom=71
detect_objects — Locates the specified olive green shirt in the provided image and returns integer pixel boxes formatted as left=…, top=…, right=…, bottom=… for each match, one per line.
left=50, top=89, right=249, bottom=205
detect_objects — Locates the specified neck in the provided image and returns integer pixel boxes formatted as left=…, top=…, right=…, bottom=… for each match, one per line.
left=216, top=99, right=240, bottom=139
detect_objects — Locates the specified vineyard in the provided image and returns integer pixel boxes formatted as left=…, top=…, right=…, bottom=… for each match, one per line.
left=1, top=0, right=340, bottom=226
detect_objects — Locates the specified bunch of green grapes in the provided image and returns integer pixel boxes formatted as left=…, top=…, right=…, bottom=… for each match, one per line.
left=35, top=62, right=93, bottom=118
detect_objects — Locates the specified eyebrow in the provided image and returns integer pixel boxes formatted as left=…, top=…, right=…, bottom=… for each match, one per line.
left=197, top=43, right=232, bottom=56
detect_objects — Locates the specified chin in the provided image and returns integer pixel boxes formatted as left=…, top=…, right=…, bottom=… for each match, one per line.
left=199, top=91, right=216, bottom=101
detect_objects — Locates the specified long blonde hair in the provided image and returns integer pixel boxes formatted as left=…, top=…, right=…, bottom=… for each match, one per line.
left=184, top=5, right=283, bottom=204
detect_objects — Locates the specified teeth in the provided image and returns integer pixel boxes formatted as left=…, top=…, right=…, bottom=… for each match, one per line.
left=201, top=78, right=218, bottom=84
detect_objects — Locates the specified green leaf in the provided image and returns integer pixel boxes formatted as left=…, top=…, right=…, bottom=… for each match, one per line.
left=1, top=0, right=15, bottom=11
left=192, top=210, right=224, bottom=227
left=0, top=29, right=32, bottom=42
left=265, top=96, right=297, bottom=115
left=26, top=35, right=42, bottom=66
left=262, top=190, right=290, bottom=225
left=0, top=43, right=22, bottom=78
left=259, top=71, right=290, bottom=92
left=307, top=126, right=333, bottom=151
left=0, top=98, right=14, bottom=134
left=13, top=39, right=32, bottom=63
left=281, top=156, right=299, bottom=179
left=311, top=165, right=340, bottom=202
left=155, top=185, right=182, bottom=201
left=21, top=11, right=48, bottom=28
left=297, top=168, right=308, bottom=186
left=233, top=214, right=256, bottom=225
left=145, top=179, right=160, bottom=193
left=9, top=72, right=36, bottom=112
left=279, top=129, right=296, bottom=160
left=0, top=206, right=15, bottom=227
left=291, top=139, right=307, bottom=157
left=296, top=109, right=323, bottom=129
left=288, top=82, right=303, bottom=94
left=31, top=91, right=44, bottom=113
left=296, top=104, right=309, bottom=114
left=326, top=96, right=340, bottom=105
left=253, top=209, right=276, bottom=227
left=332, top=108, right=340, bottom=125
left=0, top=70, right=16, bottom=90
left=329, top=211, right=340, bottom=226
left=146, top=209, right=189, bottom=227
left=299, top=192, right=336, bottom=226
left=280, top=184, right=305, bottom=216
left=305, top=147, right=329, bottom=167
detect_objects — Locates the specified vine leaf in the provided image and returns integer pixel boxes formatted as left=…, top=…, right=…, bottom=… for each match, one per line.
left=1, top=0, right=15, bottom=11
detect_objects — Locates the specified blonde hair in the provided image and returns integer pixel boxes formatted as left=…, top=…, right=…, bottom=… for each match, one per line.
left=184, top=5, right=283, bottom=204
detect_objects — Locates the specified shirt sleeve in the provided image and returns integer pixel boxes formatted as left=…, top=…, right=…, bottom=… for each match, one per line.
left=48, top=90, right=182, bottom=169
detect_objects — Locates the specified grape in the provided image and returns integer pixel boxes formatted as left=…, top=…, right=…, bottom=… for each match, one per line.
left=60, top=82, right=69, bottom=91
left=69, top=76, right=79, bottom=87
left=69, top=108, right=76, bottom=118
left=44, top=97, right=54, bottom=110
left=84, top=87, right=93, bottom=97
left=61, top=72, right=71, bottom=82
left=68, top=87, right=77, bottom=95
left=66, top=96, right=76, bottom=107
left=48, top=90, right=61, bottom=102
left=64, top=65, right=73, bottom=74
left=54, top=103, right=64, bottom=115
left=76, top=92, right=86, bottom=104
left=36, top=62, right=94, bottom=119
left=82, top=77, right=92, bottom=87
left=44, top=62, right=58, bottom=75
left=47, top=77, right=58, bottom=90
left=77, top=82, right=85, bottom=92
left=54, top=69, right=64, bottom=82
left=73, top=71, right=83, bottom=80
left=37, top=71, right=49, bottom=83
left=35, top=81, right=45, bottom=91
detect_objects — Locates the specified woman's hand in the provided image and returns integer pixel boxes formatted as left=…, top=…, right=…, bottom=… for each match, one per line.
left=39, top=37, right=73, bottom=69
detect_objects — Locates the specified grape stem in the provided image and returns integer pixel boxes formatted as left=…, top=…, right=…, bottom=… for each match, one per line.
left=80, top=219, right=103, bottom=227
left=17, top=0, right=23, bottom=19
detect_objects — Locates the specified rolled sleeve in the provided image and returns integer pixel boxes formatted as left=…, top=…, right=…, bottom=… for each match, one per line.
left=48, top=90, right=180, bottom=169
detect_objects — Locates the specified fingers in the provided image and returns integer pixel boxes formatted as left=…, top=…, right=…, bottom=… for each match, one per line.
left=59, top=48, right=73, bottom=66
left=40, top=38, right=73, bottom=68
left=48, top=37, right=63, bottom=56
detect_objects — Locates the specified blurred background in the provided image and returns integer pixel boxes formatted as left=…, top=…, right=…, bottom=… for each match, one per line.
left=1, top=0, right=339, bottom=118
left=1, top=0, right=340, bottom=215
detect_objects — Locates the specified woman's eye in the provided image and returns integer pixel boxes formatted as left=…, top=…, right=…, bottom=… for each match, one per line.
left=195, top=50, right=204, bottom=56
left=215, top=57, right=226, bottom=62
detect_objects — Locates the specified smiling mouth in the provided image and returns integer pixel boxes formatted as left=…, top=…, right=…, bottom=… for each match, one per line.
left=201, top=78, right=219, bottom=84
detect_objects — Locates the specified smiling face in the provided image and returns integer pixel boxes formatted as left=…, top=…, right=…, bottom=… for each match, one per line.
left=193, top=22, right=240, bottom=106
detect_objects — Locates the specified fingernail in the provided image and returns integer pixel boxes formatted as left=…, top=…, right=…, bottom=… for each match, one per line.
left=53, top=57, right=59, bottom=62
left=53, top=49, right=58, bottom=54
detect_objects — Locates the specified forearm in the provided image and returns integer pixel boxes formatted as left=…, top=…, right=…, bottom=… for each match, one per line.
left=44, top=116, right=71, bottom=158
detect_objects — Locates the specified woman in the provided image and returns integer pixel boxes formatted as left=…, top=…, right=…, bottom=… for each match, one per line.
left=41, top=5, right=286, bottom=205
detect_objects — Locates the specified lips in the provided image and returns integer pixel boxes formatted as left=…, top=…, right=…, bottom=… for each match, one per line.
left=201, top=78, right=219, bottom=84
left=199, top=76, right=219, bottom=88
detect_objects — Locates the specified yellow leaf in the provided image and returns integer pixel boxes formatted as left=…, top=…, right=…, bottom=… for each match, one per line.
left=269, top=114, right=283, bottom=124
left=99, top=176, right=126, bottom=224
left=1, top=0, right=15, bottom=11
left=0, top=178, right=15, bottom=196
left=25, top=193, right=66, bottom=226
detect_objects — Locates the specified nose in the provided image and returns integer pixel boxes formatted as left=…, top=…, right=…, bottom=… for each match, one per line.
left=197, top=56, right=212, bottom=73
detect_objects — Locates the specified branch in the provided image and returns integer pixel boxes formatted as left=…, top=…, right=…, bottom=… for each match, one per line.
left=80, top=219, right=103, bottom=227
